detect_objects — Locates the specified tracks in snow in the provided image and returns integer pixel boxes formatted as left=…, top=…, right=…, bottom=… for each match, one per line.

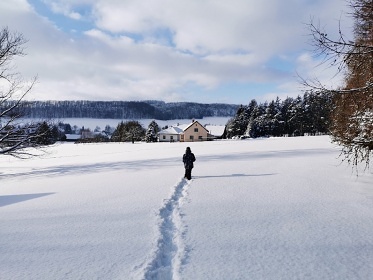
left=142, top=178, right=191, bottom=280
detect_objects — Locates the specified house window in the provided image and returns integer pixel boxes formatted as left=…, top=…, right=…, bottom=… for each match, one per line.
left=163, top=135, right=166, bottom=139
left=170, top=136, right=174, bottom=140
left=190, top=135, right=194, bottom=141
left=199, top=136, right=203, bottom=140
left=194, top=128, right=198, bottom=132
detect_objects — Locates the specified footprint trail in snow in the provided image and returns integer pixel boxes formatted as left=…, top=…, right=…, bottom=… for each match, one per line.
left=141, top=178, right=191, bottom=280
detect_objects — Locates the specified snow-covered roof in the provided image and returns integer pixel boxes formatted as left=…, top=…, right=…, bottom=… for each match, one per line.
left=158, top=121, right=225, bottom=136
left=205, top=125, right=225, bottom=136
left=65, top=134, right=81, bottom=140
left=158, top=126, right=184, bottom=135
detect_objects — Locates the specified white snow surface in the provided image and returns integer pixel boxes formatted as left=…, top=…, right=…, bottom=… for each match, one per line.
left=1, top=136, right=373, bottom=280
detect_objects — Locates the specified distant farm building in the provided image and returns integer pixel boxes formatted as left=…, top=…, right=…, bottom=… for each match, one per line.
left=158, top=120, right=218, bottom=142
left=158, top=126, right=184, bottom=142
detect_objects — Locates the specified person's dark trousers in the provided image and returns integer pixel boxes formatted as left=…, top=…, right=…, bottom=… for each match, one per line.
left=185, top=168, right=192, bottom=180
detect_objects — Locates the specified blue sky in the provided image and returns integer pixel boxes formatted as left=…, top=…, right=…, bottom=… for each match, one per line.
left=0, top=0, right=353, bottom=104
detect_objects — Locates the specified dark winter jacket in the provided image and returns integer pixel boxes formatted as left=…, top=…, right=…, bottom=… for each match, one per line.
left=183, top=148, right=196, bottom=169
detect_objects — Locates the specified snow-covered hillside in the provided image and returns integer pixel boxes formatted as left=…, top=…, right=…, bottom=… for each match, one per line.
left=1, top=136, right=372, bottom=280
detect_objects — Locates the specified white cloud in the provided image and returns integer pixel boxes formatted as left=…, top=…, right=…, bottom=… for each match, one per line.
left=91, top=0, right=352, bottom=56
left=295, top=52, right=345, bottom=89
left=0, top=0, right=354, bottom=103
left=41, top=0, right=96, bottom=20
left=49, top=2, right=82, bottom=20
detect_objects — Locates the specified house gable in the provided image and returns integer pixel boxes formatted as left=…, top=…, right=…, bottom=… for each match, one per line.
left=183, top=120, right=209, bottom=133
left=182, top=120, right=209, bottom=142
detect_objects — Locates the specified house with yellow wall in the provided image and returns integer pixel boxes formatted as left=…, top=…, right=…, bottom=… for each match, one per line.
left=180, top=120, right=210, bottom=142
left=158, top=120, right=212, bottom=142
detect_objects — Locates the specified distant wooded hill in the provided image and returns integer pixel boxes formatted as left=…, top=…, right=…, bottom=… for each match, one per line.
left=15, top=100, right=239, bottom=120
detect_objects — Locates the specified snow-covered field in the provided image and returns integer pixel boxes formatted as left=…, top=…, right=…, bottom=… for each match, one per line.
left=1, top=136, right=373, bottom=280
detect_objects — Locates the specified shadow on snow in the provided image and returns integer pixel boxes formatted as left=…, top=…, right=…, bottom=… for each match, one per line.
left=0, top=148, right=334, bottom=180
left=193, top=173, right=277, bottom=179
left=0, top=193, right=55, bottom=207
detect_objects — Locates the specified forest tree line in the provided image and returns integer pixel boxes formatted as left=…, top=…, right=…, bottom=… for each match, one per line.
left=3, top=100, right=239, bottom=120
left=223, top=90, right=332, bottom=139
left=12, top=90, right=334, bottom=145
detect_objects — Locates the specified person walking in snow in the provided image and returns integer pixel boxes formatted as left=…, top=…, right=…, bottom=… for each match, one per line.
left=183, top=147, right=196, bottom=180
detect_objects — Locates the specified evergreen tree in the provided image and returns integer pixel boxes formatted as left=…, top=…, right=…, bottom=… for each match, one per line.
left=263, top=100, right=280, bottom=136
left=287, top=96, right=305, bottom=136
left=225, top=94, right=332, bottom=139
left=224, top=104, right=253, bottom=138
left=272, top=97, right=284, bottom=136
left=35, top=122, right=58, bottom=145
left=111, top=121, right=145, bottom=143
left=246, top=105, right=260, bottom=137
left=303, top=90, right=332, bottom=135
left=280, top=97, right=295, bottom=136
left=145, top=120, right=160, bottom=142
left=247, top=103, right=269, bottom=138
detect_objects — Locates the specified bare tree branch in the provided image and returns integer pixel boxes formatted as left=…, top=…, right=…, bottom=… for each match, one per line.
left=0, top=27, right=52, bottom=157
left=304, top=0, right=373, bottom=169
